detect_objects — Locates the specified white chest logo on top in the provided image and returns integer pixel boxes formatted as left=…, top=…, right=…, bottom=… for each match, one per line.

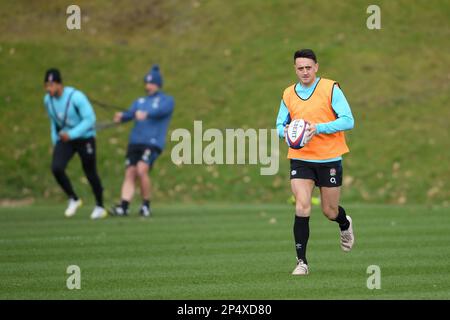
left=138, top=97, right=159, bottom=109
left=152, top=97, right=160, bottom=109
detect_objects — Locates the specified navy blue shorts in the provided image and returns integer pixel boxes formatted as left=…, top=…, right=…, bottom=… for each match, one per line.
left=125, top=144, right=161, bottom=167
left=290, top=160, right=343, bottom=187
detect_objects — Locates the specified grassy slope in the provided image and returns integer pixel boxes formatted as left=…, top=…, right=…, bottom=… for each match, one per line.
left=0, top=203, right=449, bottom=299
left=0, top=0, right=449, bottom=205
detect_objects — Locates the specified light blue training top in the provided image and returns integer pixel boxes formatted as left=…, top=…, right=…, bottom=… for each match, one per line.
left=44, top=86, right=96, bottom=145
left=275, top=77, right=354, bottom=163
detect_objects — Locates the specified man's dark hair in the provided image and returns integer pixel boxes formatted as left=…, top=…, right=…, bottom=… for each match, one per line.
left=294, top=49, right=317, bottom=63
left=44, top=68, right=62, bottom=83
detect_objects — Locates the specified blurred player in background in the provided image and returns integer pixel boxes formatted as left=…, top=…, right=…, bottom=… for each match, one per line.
left=43, top=68, right=107, bottom=219
left=110, top=65, right=174, bottom=217
left=276, top=49, right=355, bottom=275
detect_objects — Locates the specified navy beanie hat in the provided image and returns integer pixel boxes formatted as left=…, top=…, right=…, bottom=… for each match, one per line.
left=144, top=64, right=163, bottom=88
left=44, top=68, right=62, bottom=83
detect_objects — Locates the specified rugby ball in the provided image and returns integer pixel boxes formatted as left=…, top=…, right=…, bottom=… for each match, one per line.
left=285, top=119, right=310, bottom=149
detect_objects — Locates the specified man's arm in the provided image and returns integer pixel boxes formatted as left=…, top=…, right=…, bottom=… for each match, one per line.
left=145, top=96, right=175, bottom=119
left=44, top=97, right=59, bottom=145
left=315, top=85, right=354, bottom=134
left=50, top=120, right=59, bottom=145
left=66, top=91, right=96, bottom=139
left=276, top=100, right=291, bottom=138
left=119, top=100, right=138, bottom=122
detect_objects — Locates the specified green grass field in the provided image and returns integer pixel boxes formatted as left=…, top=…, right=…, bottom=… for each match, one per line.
left=1, top=0, right=449, bottom=301
left=1, top=203, right=449, bottom=299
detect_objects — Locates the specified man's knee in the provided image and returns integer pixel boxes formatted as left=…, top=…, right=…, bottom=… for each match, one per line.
left=80, top=156, right=96, bottom=172
left=137, top=170, right=148, bottom=179
left=51, top=163, right=65, bottom=176
left=136, top=163, right=149, bottom=178
left=295, top=200, right=311, bottom=217
left=322, top=203, right=339, bottom=220
left=123, top=166, right=136, bottom=180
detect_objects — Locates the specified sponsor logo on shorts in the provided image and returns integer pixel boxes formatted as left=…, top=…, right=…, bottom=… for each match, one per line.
left=142, top=149, right=151, bottom=161
left=330, top=168, right=336, bottom=176
left=330, top=177, right=337, bottom=184
left=291, top=170, right=297, bottom=176
left=86, top=143, right=93, bottom=154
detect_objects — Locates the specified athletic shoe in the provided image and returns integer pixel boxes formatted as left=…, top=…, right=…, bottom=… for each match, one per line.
left=64, top=198, right=82, bottom=217
left=90, top=206, right=108, bottom=220
left=139, top=205, right=151, bottom=217
left=340, top=215, right=355, bottom=252
left=109, top=205, right=129, bottom=216
left=292, top=258, right=309, bottom=276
